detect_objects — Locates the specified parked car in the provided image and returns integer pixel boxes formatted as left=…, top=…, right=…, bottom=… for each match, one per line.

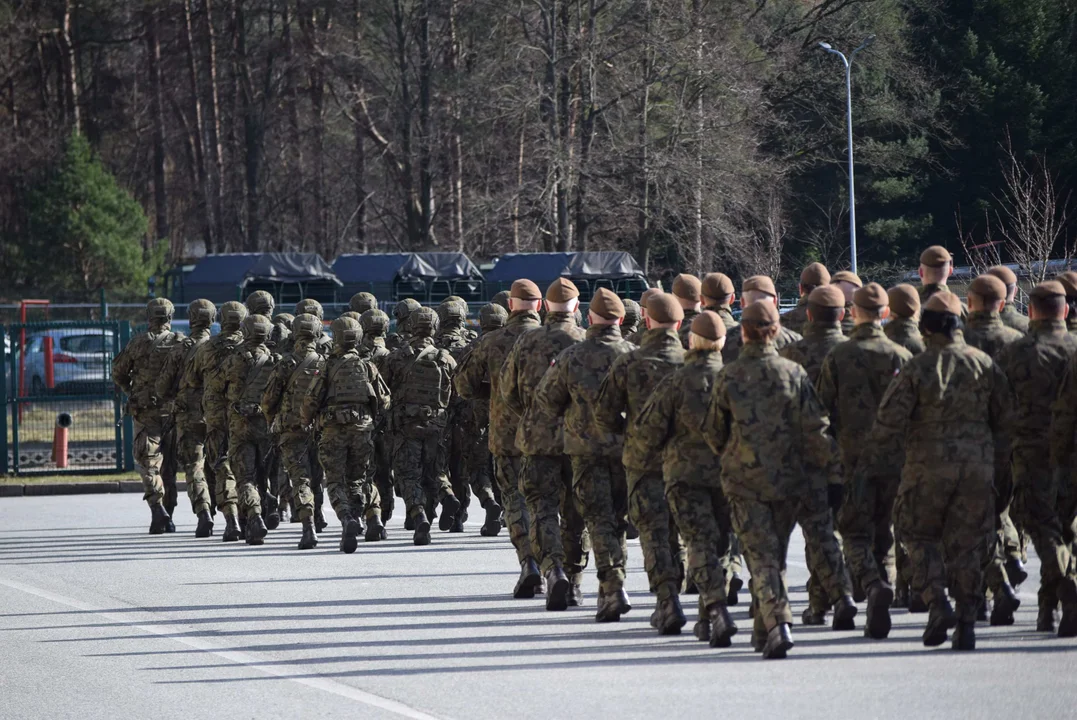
left=16, top=329, right=115, bottom=396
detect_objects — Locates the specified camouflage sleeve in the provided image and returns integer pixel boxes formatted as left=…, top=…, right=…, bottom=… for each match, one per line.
left=111, top=337, right=137, bottom=393
left=594, top=357, right=628, bottom=435
left=260, top=361, right=290, bottom=423
left=988, top=361, right=1016, bottom=453
left=873, top=366, right=915, bottom=436
left=796, top=376, right=840, bottom=486
left=700, top=369, right=732, bottom=455
left=154, top=345, right=184, bottom=404
left=814, top=354, right=839, bottom=435
left=183, top=344, right=207, bottom=391
left=1051, top=358, right=1077, bottom=467
left=370, top=362, right=391, bottom=414
left=499, top=343, right=525, bottom=419
left=534, top=357, right=570, bottom=418
left=217, top=356, right=240, bottom=405
left=300, top=365, right=326, bottom=428
left=633, top=376, right=677, bottom=467
left=453, top=340, right=488, bottom=401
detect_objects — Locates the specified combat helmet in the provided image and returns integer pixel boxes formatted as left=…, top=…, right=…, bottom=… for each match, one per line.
left=394, top=298, right=422, bottom=326
left=220, top=301, right=247, bottom=332
left=361, top=309, right=390, bottom=338
left=410, top=307, right=440, bottom=338
left=479, top=303, right=508, bottom=332
left=188, top=299, right=217, bottom=329
left=331, top=317, right=363, bottom=349
left=294, top=298, right=324, bottom=320
left=243, top=314, right=272, bottom=343
left=350, top=292, right=378, bottom=314
left=293, top=313, right=321, bottom=340
left=147, top=298, right=175, bottom=324
left=245, top=290, right=275, bottom=317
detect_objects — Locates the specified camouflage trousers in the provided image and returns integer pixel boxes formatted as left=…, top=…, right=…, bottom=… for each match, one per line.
left=666, top=475, right=730, bottom=613
left=228, top=417, right=271, bottom=520
left=1012, top=445, right=1076, bottom=606
left=521, top=454, right=590, bottom=579
left=449, top=411, right=498, bottom=515
left=493, top=455, right=535, bottom=564
left=627, top=469, right=685, bottom=601
left=370, top=430, right=395, bottom=522
left=205, top=425, right=238, bottom=513
left=177, top=418, right=214, bottom=515
left=132, top=416, right=166, bottom=507
left=728, top=497, right=798, bottom=631
left=838, top=471, right=900, bottom=592
left=393, top=424, right=454, bottom=521
left=983, top=458, right=1021, bottom=594
left=321, top=423, right=380, bottom=522
left=279, top=429, right=316, bottom=521
left=570, top=456, right=628, bottom=596
left=894, top=461, right=994, bottom=623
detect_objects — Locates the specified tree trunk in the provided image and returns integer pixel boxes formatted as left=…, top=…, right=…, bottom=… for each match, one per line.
left=204, top=0, right=227, bottom=249
left=60, top=0, right=81, bottom=133
left=574, top=0, right=599, bottom=251
left=283, top=0, right=305, bottom=250
left=692, top=0, right=704, bottom=275
left=636, top=0, right=652, bottom=273
left=234, top=0, right=263, bottom=252
left=351, top=0, right=367, bottom=253
left=303, top=5, right=330, bottom=255
left=418, top=0, right=434, bottom=247
left=392, top=0, right=420, bottom=248
left=513, top=122, right=524, bottom=253
left=146, top=8, right=172, bottom=257
left=182, top=0, right=215, bottom=254
left=446, top=0, right=464, bottom=250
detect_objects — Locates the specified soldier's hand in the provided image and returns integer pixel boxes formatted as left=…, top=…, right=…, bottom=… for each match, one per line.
left=827, top=483, right=844, bottom=512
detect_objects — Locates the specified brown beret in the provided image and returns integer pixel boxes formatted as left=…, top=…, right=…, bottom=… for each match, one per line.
left=588, top=287, right=625, bottom=320
left=968, top=274, right=1007, bottom=302
left=800, top=262, right=831, bottom=287
left=987, top=266, right=1018, bottom=286
left=741, top=299, right=780, bottom=327
left=1057, top=272, right=1077, bottom=299
left=640, top=287, right=663, bottom=310
left=672, top=273, right=702, bottom=302
left=646, top=293, right=685, bottom=324
left=690, top=310, right=727, bottom=341
left=924, top=291, right=963, bottom=316
left=742, top=275, right=777, bottom=297
left=831, top=270, right=863, bottom=288
left=853, top=282, right=889, bottom=310
left=920, top=245, right=953, bottom=267
left=545, top=277, right=580, bottom=303
left=1030, top=280, right=1067, bottom=300
left=887, top=284, right=920, bottom=318
left=701, top=272, right=735, bottom=300
left=510, top=278, right=542, bottom=301
left=808, top=285, right=846, bottom=308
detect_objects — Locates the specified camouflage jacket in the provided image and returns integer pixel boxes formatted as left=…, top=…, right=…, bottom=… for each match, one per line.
left=1050, top=348, right=1077, bottom=466
left=841, top=304, right=856, bottom=336
left=816, top=323, right=912, bottom=482
left=184, top=330, right=243, bottom=430
left=381, top=336, right=456, bottom=427
left=995, top=319, right=1077, bottom=452
left=218, top=340, right=279, bottom=435
left=702, top=342, right=838, bottom=502
left=782, top=297, right=810, bottom=336
left=1000, top=304, right=1030, bottom=334
left=155, top=327, right=211, bottom=425
left=779, top=322, right=847, bottom=385
left=920, top=283, right=969, bottom=320
left=501, top=312, right=585, bottom=456
left=884, top=317, right=925, bottom=356
left=387, top=331, right=412, bottom=352
left=533, top=324, right=634, bottom=457
left=360, top=337, right=392, bottom=372
left=964, top=311, right=1023, bottom=358
left=705, top=304, right=738, bottom=331
left=596, top=328, right=685, bottom=472
left=454, top=310, right=540, bottom=455
left=304, top=349, right=390, bottom=431
left=112, top=325, right=185, bottom=419
left=677, top=307, right=701, bottom=349
left=870, top=332, right=1013, bottom=471
left=722, top=320, right=801, bottom=365
left=633, top=349, right=724, bottom=485
left=261, top=340, right=325, bottom=431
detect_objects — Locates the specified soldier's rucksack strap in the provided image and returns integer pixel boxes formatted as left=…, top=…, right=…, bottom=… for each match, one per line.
left=289, top=353, right=320, bottom=387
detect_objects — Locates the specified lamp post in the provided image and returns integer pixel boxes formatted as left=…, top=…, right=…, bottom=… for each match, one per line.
left=819, top=35, right=875, bottom=275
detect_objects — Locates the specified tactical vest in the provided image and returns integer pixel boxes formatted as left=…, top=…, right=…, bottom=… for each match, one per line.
left=237, top=348, right=276, bottom=414
left=401, top=345, right=450, bottom=410
left=327, top=353, right=375, bottom=408
left=171, top=335, right=207, bottom=407
left=282, top=352, right=322, bottom=419
left=132, top=331, right=181, bottom=408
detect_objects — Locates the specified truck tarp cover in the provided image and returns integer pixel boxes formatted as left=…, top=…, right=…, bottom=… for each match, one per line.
left=184, top=253, right=340, bottom=299
left=334, top=253, right=482, bottom=282
left=486, top=251, right=643, bottom=282
left=566, top=251, right=644, bottom=279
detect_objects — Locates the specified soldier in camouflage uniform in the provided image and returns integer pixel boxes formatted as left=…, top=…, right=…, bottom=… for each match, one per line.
left=701, top=300, right=855, bottom=659
left=271, top=313, right=294, bottom=354
left=155, top=299, right=217, bottom=537
left=246, top=290, right=275, bottom=318
left=671, top=274, right=702, bottom=349
left=261, top=314, right=325, bottom=549
left=437, top=297, right=479, bottom=531
left=964, top=274, right=1026, bottom=625
left=701, top=273, right=738, bottom=332
left=306, top=317, right=392, bottom=552
left=1001, top=282, right=1077, bottom=637
left=918, top=246, right=969, bottom=320
left=112, top=298, right=185, bottom=534
left=723, top=276, right=802, bottom=364
left=502, top=279, right=589, bottom=610
left=266, top=311, right=295, bottom=523
left=782, top=263, right=831, bottom=336
left=388, top=298, right=421, bottom=351
left=831, top=271, right=862, bottom=336
left=779, top=284, right=848, bottom=625
left=295, top=299, right=333, bottom=356
left=456, top=280, right=543, bottom=596
left=534, top=288, right=635, bottom=621
left=361, top=308, right=396, bottom=529
left=876, top=291, right=1013, bottom=650
left=597, top=293, right=688, bottom=634
left=218, top=314, right=279, bottom=545
left=884, top=284, right=926, bottom=356
left=382, top=307, right=462, bottom=546
left=817, top=283, right=913, bottom=639
left=987, top=266, right=1030, bottom=333
left=622, top=299, right=642, bottom=337
left=185, top=301, right=247, bottom=541
left=491, top=290, right=511, bottom=312
left=634, top=311, right=739, bottom=648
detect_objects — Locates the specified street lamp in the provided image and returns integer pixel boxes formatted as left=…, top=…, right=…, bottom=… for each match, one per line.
left=819, top=35, right=875, bottom=275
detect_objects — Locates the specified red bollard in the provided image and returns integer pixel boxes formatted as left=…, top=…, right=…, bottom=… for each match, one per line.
left=52, top=413, right=72, bottom=469
left=44, top=335, right=55, bottom=390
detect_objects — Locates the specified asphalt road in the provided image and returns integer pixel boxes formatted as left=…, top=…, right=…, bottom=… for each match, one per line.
left=1, top=494, right=1075, bottom=720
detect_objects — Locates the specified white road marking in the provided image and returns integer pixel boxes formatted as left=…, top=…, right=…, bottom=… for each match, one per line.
left=0, top=576, right=450, bottom=720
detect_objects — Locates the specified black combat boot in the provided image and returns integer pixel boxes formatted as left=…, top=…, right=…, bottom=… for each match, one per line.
left=405, top=515, right=416, bottom=531
left=298, top=519, right=318, bottom=550
left=514, top=558, right=542, bottom=599
left=222, top=512, right=241, bottom=542
left=264, top=497, right=281, bottom=531
left=625, top=522, right=640, bottom=541
left=1059, top=578, right=1077, bottom=638
left=365, top=514, right=386, bottom=542
left=568, top=581, right=583, bottom=608
left=439, top=495, right=462, bottom=532
left=480, top=501, right=502, bottom=537
left=853, top=582, right=866, bottom=604
left=412, top=510, right=432, bottom=546
left=1004, top=556, right=1028, bottom=586
left=1037, top=598, right=1057, bottom=633
left=990, top=583, right=1020, bottom=626
left=762, top=623, right=794, bottom=660
left=952, top=620, right=976, bottom=651
left=595, top=588, right=631, bottom=623
left=976, top=602, right=988, bottom=622
left=238, top=515, right=248, bottom=538
left=340, top=516, right=361, bottom=554
left=708, top=604, right=738, bottom=648
left=908, top=592, right=929, bottom=613
left=654, top=595, right=687, bottom=636
left=801, top=607, right=826, bottom=626
left=545, top=566, right=571, bottom=611
left=149, top=505, right=170, bottom=535
left=864, top=581, right=894, bottom=640
left=832, top=595, right=858, bottom=631
left=245, top=514, right=268, bottom=545
left=923, top=598, right=957, bottom=647
left=694, top=615, right=711, bottom=642
left=314, top=508, right=329, bottom=533
left=164, top=508, right=176, bottom=534
left=194, top=510, right=214, bottom=538
left=727, top=574, right=743, bottom=607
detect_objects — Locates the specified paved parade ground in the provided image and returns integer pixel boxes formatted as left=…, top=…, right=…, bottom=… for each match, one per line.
left=1, top=494, right=1075, bottom=720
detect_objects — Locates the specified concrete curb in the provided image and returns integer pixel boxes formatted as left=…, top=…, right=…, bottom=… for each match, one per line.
left=1, top=480, right=187, bottom=497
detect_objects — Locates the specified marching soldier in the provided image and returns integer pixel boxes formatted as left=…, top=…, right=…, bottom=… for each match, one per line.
left=783, top=263, right=831, bottom=336
left=723, top=276, right=802, bottom=364
left=884, top=284, right=926, bottom=356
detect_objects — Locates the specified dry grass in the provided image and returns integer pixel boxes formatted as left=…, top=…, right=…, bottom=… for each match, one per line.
left=0, top=471, right=139, bottom=485
left=5, top=401, right=119, bottom=444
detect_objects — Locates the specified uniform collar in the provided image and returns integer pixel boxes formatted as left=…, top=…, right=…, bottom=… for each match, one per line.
left=850, top=322, right=885, bottom=340
left=587, top=324, right=623, bottom=341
